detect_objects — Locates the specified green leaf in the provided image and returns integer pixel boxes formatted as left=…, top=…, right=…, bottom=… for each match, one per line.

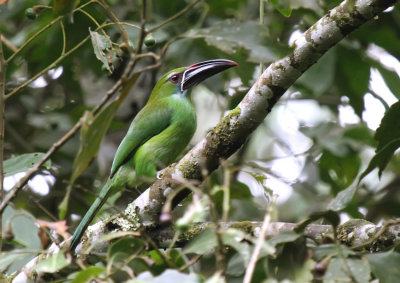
left=108, top=237, right=145, bottom=264
left=186, top=20, right=276, bottom=63
left=0, top=253, right=29, bottom=273
left=34, top=251, right=69, bottom=273
left=366, top=251, right=400, bottom=283
left=328, top=184, right=357, bottom=211
left=0, top=207, right=40, bottom=274
left=312, top=244, right=355, bottom=261
left=296, top=50, right=336, bottom=96
left=222, top=228, right=256, bottom=264
left=359, top=101, right=400, bottom=181
left=169, top=249, right=187, bottom=269
left=343, top=125, right=376, bottom=146
left=319, top=149, right=361, bottom=193
left=89, top=28, right=114, bottom=73
left=324, top=257, right=371, bottom=283
left=84, top=231, right=140, bottom=254
left=226, top=253, right=245, bottom=277
left=3, top=153, right=51, bottom=177
left=230, top=181, right=252, bottom=199
left=183, top=228, right=217, bottom=254
left=72, top=100, right=119, bottom=183
left=3, top=206, right=40, bottom=249
left=295, top=210, right=340, bottom=233
left=71, top=266, right=105, bottom=283
left=267, top=231, right=301, bottom=248
left=337, top=47, right=370, bottom=117
left=377, top=65, right=400, bottom=99
left=270, top=0, right=292, bottom=17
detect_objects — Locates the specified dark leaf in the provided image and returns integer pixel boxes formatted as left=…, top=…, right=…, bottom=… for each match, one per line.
left=319, top=149, right=361, bottom=193
left=186, top=20, right=276, bottom=63
left=324, top=257, right=371, bottom=283
left=267, top=231, right=301, bottom=248
left=328, top=185, right=357, bottom=211
left=71, top=266, right=105, bottom=283
left=359, top=101, right=400, bottom=181
left=270, top=0, right=293, bottom=17
left=336, top=47, right=370, bottom=116
left=295, top=210, right=340, bottom=233
left=108, top=237, right=145, bottom=264
left=377, top=65, right=400, bottom=99
left=183, top=228, right=217, bottom=254
left=296, top=50, right=336, bottom=96
left=89, top=29, right=114, bottom=73
left=312, top=244, right=355, bottom=261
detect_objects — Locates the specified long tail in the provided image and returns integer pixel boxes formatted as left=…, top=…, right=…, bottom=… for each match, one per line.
left=70, top=179, right=112, bottom=251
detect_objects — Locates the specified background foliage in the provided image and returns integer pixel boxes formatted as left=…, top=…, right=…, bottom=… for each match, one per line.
left=1, top=0, right=400, bottom=282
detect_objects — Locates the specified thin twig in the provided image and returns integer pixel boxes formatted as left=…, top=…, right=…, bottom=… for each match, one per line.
left=243, top=195, right=277, bottom=283
left=178, top=254, right=202, bottom=272
left=0, top=35, right=17, bottom=53
left=76, top=8, right=103, bottom=30
left=97, top=0, right=134, bottom=53
left=0, top=33, right=6, bottom=252
left=29, top=196, right=59, bottom=222
left=6, top=0, right=96, bottom=64
left=148, top=0, right=202, bottom=33
left=0, top=121, right=82, bottom=214
left=60, top=21, right=66, bottom=55
left=204, top=185, right=226, bottom=275
left=5, top=20, right=140, bottom=101
left=131, top=0, right=147, bottom=69
left=5, top=31, right=91, bottom=100
left=369, top=89, right=390, bottom=111
left=141, top=228, right=174, bottom=268
left=6, top=16, right=63, bottom=64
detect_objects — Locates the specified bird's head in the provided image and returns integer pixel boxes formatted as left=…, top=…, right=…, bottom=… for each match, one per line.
left=149, top=59, right=238, bottom=100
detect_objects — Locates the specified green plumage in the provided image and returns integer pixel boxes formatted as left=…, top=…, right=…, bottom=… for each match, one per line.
left=70, top=59, right=237, bottom=251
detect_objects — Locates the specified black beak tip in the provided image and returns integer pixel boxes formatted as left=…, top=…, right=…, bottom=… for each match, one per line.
left=187, top=59, right=238, bottom=69
left=181, top=59, right=238, bottom=90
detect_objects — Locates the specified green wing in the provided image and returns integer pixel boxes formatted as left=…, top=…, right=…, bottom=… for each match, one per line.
left=110, top=103, right=172, bottom=177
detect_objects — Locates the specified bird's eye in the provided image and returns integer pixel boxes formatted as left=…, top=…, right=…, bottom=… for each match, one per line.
left=168, top=73, right=180, bottom=84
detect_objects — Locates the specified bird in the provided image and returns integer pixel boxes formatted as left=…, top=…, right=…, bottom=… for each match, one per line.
left=70, top=59, right=238, bottom=250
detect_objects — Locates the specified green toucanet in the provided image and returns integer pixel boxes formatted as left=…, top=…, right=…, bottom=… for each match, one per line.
left=70, top=59, right=238, bottom=250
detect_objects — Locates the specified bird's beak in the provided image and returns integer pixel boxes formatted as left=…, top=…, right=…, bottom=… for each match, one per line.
left=181, top=59, right=238, bottom=91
